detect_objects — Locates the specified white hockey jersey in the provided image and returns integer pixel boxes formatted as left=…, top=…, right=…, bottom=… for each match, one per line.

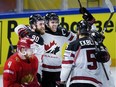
left=41, top=31, right=76, bottom=72
left=99, top=59, right=115, bottom=87
left=60, top=37, right=104, bottom=87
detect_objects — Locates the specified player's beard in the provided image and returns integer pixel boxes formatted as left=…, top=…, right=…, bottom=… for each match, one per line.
left=35, top=28, right=45, bottom=35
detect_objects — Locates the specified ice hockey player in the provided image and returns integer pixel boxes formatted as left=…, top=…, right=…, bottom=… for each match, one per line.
left=3, top=37, right=41, bottom=87
left=14, top=14, right=45, bottom=83
left=41, top=12, right=76, bottom=87
left=60, top=20, right=107, bottom=87
left=79, top=7, right=115, bottom=87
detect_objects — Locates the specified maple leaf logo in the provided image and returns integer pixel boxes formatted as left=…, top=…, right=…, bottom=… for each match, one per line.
left=45, top=41, right=56, bottom=51
left=44, top=40, right=60, bottom=54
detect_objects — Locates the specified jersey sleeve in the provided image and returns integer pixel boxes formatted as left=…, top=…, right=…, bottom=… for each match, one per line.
left=3, top=59, right=22, bottom=87
left=60, top=40, right=81, bottom=81
left=60, top=42, right=77, bottom=81
left=66, top=31, right=77, bottom=43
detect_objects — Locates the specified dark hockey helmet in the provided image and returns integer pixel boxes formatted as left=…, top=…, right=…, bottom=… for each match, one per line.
left=91, top=30, right=105, bottom=43
left=45, top=12, right=59, bottom=23
left=76, top=20, right=91, bottom=35
left=29, top=14, right=44, bottom=25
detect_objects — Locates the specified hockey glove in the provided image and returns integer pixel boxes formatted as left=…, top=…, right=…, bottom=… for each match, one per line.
left=79, top=7, right=95, bottom=25
left=95, top=50, right=110, bottom=63
left=91, top=31, right=105, bottom=43
left=18, top=28, right=29, bottom=38
left=95, top=43, right=110, bottom=63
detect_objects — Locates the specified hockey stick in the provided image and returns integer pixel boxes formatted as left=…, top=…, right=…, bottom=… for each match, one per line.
left=102, top=0, right=114, bottom=34
left=63, top=46, right=81, bottom=86
left=57, top=46, right=81, bottom=87
left=67, top=46, right=81, bottom=80
left=77, top=0, right=85, bottom=17
left=100, top=0, right=114, bottom=80
left=77, top=0, right=95, bottom=25
left=8, top=38, right=15, bottom=54
left=78, top=0, right=82, bottom=8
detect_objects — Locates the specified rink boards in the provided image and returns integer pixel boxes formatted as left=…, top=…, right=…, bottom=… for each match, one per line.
left=0, top=7, right=116, bottom=74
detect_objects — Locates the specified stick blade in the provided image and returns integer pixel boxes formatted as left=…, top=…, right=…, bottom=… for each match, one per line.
left=105, top=0, right=114, bottom=13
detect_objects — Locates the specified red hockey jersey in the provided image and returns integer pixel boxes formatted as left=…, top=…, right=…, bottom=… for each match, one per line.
left=3, top=53, right=40, bottom=87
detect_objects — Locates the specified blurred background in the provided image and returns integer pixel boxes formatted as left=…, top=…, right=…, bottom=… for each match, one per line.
left=0, top=0, right=116, bottom=13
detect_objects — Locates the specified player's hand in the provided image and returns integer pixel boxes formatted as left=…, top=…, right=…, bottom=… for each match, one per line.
left=91, top=31, right=105, bottom=43
left=18, top=28, right=29, bottom=38
left=95, top=50, right=110, bottom=63
left=56, top=81, right=66, bottom=87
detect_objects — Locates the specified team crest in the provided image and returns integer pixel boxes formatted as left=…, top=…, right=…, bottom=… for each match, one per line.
left=44, top=40, right=60, bottom=54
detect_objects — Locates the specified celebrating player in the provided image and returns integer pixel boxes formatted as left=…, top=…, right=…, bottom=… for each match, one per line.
left=14, top=14, right=45, bottom=83
left=41, top=12, right=76, bottom=87
left=60, top=20, right=104, bottom=87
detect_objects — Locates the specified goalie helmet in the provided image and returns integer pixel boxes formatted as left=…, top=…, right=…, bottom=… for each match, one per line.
left=29, top=14, right=44, bottom=25
left=45, top=12, right=59, bottom=23
left=77, top=20, right=91, bottom=35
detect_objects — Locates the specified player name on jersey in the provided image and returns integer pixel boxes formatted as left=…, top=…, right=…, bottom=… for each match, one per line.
left=80, top=40, right=94, bottom=46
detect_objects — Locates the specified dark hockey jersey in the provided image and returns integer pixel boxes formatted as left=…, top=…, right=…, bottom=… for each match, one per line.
left=26, top=28, right=45, bottom=59
left=27, top=28, right=44, bottom=45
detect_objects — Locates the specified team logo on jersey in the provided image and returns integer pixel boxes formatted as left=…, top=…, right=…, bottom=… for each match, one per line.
left=21, top=74, right=34, bottom=83
left=44, top=40, right=60, bottom=54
